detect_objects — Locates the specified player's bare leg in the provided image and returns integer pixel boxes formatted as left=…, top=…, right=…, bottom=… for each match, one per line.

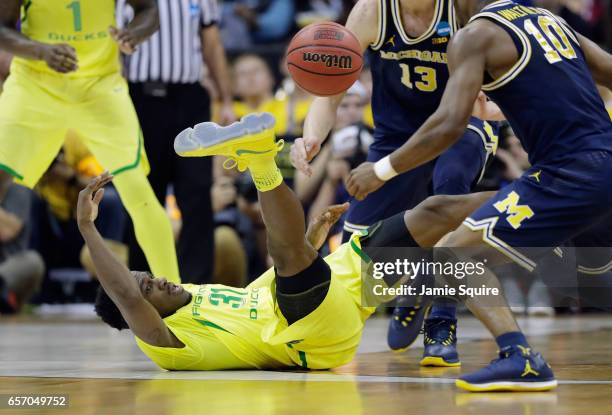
left=175, top=112, right=316, bottom=275
left=436, top=226, right=557, bottom=392
left=175, top=113, right=327, bottom=323
left=405, top=192, right=494, bottom=248
left=258, top=182, right=318, bottom=277
left=437, top=226, right=520, bottom=336
left=385, top=192, right=495, bottom=355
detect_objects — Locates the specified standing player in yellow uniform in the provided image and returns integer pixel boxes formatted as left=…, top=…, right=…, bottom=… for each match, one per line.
left=0, top=0, right=179, bottom=281
left=77, top=114, right=492, bottom=371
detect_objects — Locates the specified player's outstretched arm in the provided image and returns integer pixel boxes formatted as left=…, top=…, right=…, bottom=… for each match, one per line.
left=110, top=0, right=159, bottom=55
left=575, top=32, right=612, bottom=91
left=0, top=0, right=77, bottom=73
left=292, top=0, right=378, bottom=176
left=77, top=173, right=180, bottom=348
left=346, top=23, right=493, bottom=200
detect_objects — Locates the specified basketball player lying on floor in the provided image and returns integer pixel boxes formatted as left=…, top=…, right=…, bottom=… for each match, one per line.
left=79, top=114, right=492, bottom=372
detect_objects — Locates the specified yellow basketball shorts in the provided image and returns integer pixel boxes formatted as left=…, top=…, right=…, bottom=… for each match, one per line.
left=0, top=64, right=147, bottom=187
left=259, top=237, right=377, bottom=370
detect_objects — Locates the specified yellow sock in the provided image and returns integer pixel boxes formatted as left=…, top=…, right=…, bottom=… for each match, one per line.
left=247, top=155, right=283, bottom=192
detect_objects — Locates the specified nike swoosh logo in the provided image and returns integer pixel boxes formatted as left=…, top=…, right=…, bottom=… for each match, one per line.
left=236, top=149, right=272, bottom=156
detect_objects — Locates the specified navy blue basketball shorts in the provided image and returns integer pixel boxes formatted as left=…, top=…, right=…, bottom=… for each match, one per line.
left=464, top=150, right=612, bottom=271
left=343, top=121, right=495, bottom=240
left=433, top=120, right=495, bottom=195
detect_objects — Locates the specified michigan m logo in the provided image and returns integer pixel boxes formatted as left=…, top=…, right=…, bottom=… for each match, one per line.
left=493, top=191, right=534, bottom=229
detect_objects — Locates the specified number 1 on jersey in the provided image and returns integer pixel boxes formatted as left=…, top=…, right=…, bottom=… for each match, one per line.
left=66, top=1, right=82, bottom=32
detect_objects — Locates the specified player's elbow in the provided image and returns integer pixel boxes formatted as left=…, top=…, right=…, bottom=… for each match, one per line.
left=594, top=62, right=612, bottom=91
left=114, top=288, right=145, bottom=310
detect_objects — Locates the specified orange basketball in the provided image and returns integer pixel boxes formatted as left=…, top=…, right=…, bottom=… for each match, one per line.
left=286, top=22, right=363, bottom=97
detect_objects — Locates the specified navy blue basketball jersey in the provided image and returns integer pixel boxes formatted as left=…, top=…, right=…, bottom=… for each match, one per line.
left=470, top=0, right=612, bottom=165
left=367, top=0, right=460, bottom=151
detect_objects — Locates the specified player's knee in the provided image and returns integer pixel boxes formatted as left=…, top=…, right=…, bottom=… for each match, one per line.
left=268, top=237, right=317, bottom=276
left=436, top=225, right=478, bottom=248
left=417, top=195, right=461, bottom=228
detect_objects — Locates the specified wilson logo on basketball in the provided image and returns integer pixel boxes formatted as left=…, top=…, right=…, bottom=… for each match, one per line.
left=302, top=52, right=353, bottom=69
left=314, top=29, right=344, bottom=41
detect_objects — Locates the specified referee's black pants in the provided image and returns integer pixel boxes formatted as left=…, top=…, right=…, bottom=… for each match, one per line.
left=126, top=82, right=214, bottom=284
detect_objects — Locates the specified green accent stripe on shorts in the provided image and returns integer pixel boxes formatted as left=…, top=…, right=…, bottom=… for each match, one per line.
left=298, top=351, right=308, bottom=369
left=111, top=129, right=143, bottom=176
left=0, top=163, right=24, bottom=180
left=350, top=238, right=371, bottom=263
left=194, top=318, right=233, bottom=334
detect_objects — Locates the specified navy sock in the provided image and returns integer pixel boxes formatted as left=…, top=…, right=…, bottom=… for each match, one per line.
left=427, top=299, right=457, bottom=320
left=496, top=331, right=529, bottom=349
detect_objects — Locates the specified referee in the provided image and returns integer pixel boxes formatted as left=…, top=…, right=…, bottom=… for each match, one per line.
left=117, top=0, right=235, bottom=284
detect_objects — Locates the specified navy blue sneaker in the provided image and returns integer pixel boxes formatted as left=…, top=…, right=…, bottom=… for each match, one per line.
left=421, top=318, right=460, bottom=367
left=456, top=345, right=557, bottom=392
left=387, top=297, right=431, bottom=352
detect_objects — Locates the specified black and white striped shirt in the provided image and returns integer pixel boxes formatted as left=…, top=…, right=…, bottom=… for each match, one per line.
left=116, top=0, right=219, bottom=84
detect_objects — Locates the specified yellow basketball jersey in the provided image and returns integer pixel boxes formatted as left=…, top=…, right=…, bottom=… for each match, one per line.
left=136, top=281, right=295, bottom=371
left=136, top=237, right=374, bottom=371
left=14, top=0, right=119, bottom=77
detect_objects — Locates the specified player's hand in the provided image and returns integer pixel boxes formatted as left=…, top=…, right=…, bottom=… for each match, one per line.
left=306, top=202, right=350, bottom=250
left=346, top=162, right=384, bottom=201
left=290, top=137, right=322, bottom=177
left=218, top=102, right=237, bottom=126
left=109, top=26, right=138, bottom=55
left=39, top=43, right=78, bottom=73
left=77, top=172, right=113, bottom=227
left=472, top=91, right=505, bottom=121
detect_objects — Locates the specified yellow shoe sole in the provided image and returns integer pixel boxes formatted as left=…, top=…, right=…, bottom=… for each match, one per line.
left=455, top=379, right=558, bottom=392
left=174, top=112, right=277, bottom=159
left=420, top=356, right=461, bottom=367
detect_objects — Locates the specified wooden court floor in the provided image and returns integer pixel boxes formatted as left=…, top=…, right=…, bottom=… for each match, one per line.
left=1, top=314, right=612, bottom=415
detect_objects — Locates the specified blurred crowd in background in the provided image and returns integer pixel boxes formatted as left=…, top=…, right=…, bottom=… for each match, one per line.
left=1, top=0, right=612, bottom=316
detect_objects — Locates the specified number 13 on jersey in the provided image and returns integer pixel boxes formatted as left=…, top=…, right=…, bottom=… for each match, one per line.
left=400, top=63, right=438, bottom=92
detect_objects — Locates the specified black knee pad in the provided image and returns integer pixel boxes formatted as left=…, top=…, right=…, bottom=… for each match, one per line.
left=360, top=211, right=419, bottom=249
left=276, top=256, right=332, bottom=325
left=276, top=281, right=331, bottom=325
